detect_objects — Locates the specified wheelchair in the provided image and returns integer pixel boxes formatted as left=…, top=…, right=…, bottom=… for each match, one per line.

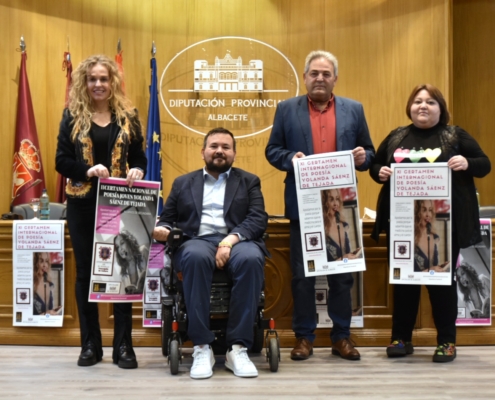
left=160, top=227, right=280, bottom=375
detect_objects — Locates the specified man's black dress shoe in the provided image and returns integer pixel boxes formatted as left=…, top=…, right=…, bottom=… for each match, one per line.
left=115, top=340, right=138, bottom=369
left=77, top=341, right=99, bottom=367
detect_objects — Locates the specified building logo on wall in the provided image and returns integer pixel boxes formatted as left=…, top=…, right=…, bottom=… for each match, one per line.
left=160, top=37, right=299, bottom=138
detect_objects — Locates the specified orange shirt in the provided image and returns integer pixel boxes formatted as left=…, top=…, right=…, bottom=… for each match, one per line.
left=308, top=94, right=336, bottom=154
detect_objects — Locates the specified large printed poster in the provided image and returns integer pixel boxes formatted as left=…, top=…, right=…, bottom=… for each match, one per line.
left=12, top=220, right=65, bottom=327
left=456, top=219, right=492, bottom=326
left=389, top=163, right=452, bottom=285
left=294, top=151, right=365, bottom=277
left=89, top=178, right=160, bottom=302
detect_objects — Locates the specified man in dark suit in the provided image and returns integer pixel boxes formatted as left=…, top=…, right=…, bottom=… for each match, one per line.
left=265, top=50, right=375, bottom=361
left=153, top=127, right=268, bottom=379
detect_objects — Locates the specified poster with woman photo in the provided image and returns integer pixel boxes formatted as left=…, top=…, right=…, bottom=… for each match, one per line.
left=456, top=219, right=492, bottom=326
left=12, top=220, right=65, bottom=327
left=293, top=151, right=365, bottom=277
left=389, top=163, right=452, bottom=285
left=89, top=177, right=160, bottom=302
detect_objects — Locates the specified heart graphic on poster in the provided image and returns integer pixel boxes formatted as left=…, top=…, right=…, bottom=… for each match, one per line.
left=409, top=149, right=423, bottom=163
left=393, top=148, right=410, bottom=163
left=424, top=148, right=441, bottom=163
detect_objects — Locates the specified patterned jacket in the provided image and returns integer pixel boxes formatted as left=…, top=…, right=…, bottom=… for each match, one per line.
left=55, top=108, right=147, bottom=199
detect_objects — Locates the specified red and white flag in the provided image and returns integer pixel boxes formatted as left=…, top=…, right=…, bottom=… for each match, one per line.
left=11, top=51, right=45, bottom=206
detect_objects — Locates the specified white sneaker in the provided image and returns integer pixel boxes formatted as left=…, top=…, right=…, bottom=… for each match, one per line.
left=225, top=345, right=258, bottom=378
left=190, top=345, right=215, bottom=379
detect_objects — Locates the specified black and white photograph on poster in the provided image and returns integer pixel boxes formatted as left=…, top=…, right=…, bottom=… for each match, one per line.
left=316, top=271, right=364, bottom=328
left=293, top=151, right=366, bottom=277
left=12, top=220, right=65, bottom=327
left=389, top=163, right=452, bottom=285
left=89, top=177, right=160, bottom=303
left=456, top=218, right=492, bottom=326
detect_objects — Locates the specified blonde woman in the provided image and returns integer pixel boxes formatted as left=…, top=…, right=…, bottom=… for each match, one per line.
left=55, top=55, right=147, bottom=368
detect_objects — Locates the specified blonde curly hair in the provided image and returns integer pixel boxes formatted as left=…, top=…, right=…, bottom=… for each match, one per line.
left=68, top=54, right=136, bottom=140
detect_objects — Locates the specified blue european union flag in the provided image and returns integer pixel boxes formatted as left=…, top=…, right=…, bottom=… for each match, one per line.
left=145, top=57, right=163, bottom=214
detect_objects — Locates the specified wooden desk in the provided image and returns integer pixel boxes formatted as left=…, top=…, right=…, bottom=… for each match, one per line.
left=0, top=220, right=493, bottom=347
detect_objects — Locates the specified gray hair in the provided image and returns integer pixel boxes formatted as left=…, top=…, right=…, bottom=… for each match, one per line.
left=304, top=50, right=339, bottom=76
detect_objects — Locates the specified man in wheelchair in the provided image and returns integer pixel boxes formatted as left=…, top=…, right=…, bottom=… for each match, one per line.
left=153, top=127, right=269, bottom=379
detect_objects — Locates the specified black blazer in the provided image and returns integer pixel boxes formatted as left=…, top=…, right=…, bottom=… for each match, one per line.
left=157, top=168, right=269, bottom=256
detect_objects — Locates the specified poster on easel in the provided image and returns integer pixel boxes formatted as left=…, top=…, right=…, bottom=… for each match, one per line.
left=88, top=177, right=160, bottom=302
left=12, top=220, right=65, bottom=327
left=456, top=218, right=492, bottom=326
left=316, top=271, right=364, bottom=328
left=143, top=242, right=167, bottom=327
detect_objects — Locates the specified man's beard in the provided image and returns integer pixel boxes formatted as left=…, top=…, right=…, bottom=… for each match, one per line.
left=205, top=157, right=233, bottom=174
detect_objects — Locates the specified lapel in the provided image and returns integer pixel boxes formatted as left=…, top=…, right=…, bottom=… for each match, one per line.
left=335, top=96, right=347, bottom=151
left=296, top=96, right=314, bottom=154
left=108, top=114, right=121, bottom=150
left=189, top=170, right=205, bottom=221
left=224, top=168, right=240, bottom=217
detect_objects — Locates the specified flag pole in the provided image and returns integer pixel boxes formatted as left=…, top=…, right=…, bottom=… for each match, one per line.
left=55, top=37, right=73, bottom=203
left=145, top=41, right=163, bottom=214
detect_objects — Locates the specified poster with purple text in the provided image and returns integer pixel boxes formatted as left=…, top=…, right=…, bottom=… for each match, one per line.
left=294, top=151, right=365, bottom=277
left=389, top=163, right=452, bottom=285
left=12, top=220, right=65, bottom=326
left=142, top=242, right=170, bottom=327
left=89, top=178, right=160, bottom=302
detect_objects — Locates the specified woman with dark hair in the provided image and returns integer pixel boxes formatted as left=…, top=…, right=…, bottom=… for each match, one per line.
left=55, top=54, right=147, bottom=369
left=370, top=84, right=490, bottom=362
left=114, top=230, right=148, bottom=294
left=321, top=189, right=360, bottom=261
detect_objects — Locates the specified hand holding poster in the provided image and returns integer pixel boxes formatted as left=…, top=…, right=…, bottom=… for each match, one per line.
left=89, top=178, right=160, bottom=302
left=294, top=151, right=365, bottom=277
left=389, top=163, right=452, bottom=285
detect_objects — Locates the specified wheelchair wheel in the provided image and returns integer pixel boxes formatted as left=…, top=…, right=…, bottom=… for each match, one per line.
left=162, top=304, right=173, bottom=357
left=268, top=338, right=279, bottom=372
left=169, top=339, right=180, bottom=375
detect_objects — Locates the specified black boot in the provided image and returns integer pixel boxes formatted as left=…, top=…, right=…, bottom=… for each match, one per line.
left=114, top=340, right=138, bottom=369
left=78, top=341, right=101, bottom=367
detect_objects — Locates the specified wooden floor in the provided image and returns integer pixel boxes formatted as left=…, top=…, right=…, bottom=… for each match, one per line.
left=1, top=345, right=494, bottom=399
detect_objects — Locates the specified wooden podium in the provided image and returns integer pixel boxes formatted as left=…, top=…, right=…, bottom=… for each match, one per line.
left=0, top=220, right=493, bottom=347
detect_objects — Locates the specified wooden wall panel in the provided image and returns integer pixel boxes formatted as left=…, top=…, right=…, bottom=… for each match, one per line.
left=453, top=0, right=495, bottom=206
left=0, top=0, right=453, bottom=220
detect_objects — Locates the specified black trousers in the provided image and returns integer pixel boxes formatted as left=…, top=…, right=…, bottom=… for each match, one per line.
left=390, top=231, right=460, bottom=345
left=67, top=199, right=134, bottom=362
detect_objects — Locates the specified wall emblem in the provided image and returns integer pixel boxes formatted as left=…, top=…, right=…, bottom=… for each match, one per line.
left=160, top=37, right=299, bottom=138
